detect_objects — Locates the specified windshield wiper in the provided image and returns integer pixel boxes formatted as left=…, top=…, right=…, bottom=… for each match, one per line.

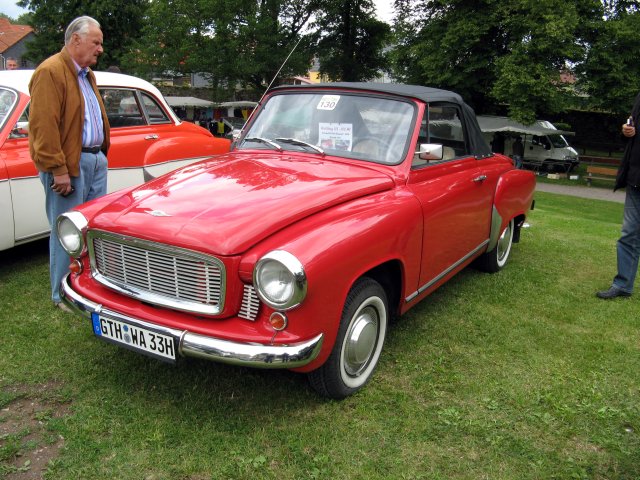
left=275, top=138, right=325, bottom=155
left=243, top=137, right=282, bottom=151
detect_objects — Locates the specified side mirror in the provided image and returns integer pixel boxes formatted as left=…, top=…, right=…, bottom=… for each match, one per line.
left=418, top=143, right=443, bottom=161
left=10, top=121, right=28, bottom=138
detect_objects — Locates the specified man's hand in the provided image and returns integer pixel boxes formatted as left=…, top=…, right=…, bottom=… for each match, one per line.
left=622, top=123, right=636, bottom=138
left=51, top=173, right=73, bottom=196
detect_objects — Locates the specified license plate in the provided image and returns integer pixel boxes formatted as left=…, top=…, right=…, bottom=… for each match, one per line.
left=91, top=313, right=177, bottom=362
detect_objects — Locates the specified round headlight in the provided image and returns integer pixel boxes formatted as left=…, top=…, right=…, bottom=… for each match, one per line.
left=56, top=211, right=88, bottom=257
left=254, top=250, right=307, bottom=310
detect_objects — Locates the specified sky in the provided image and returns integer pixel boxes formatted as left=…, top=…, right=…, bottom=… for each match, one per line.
left=0, top=0, right=25, bottom=19
left=1, top=0, right=395, bottom=24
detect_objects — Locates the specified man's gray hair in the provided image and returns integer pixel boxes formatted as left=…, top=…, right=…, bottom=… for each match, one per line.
left=64, top=16, right=100, bottom=45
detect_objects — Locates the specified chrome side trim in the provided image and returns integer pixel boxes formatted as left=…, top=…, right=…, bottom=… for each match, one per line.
left=405, top=240, right=489, bottom=302
left=15, top=230, right=51, bottom=243
left=486, top=205, right=503, bottom=253
left=61, top=275, right=323, bottom=369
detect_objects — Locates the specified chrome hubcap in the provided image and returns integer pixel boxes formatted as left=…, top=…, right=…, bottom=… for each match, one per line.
left=344, top=305, right=378, bottom=377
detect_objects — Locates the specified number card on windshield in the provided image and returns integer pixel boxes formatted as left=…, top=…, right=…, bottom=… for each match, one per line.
left=317, top=95, right=340, bottom=111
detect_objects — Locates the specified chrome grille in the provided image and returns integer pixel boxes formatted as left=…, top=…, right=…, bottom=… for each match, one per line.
left=238, top=285, right=260, bottom=321
left=88, top=231, right=225, bottom=315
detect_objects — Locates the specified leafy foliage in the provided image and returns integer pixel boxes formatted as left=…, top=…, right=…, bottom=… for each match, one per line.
left=313, top=0, right=391, bottom=81
left=126, top=0, right=318, bottom=97
left=579, top=4, right=640, bottom=115
left=17, top=0, right=149, bottom=70
left=392, top=0, right=604, bottom=123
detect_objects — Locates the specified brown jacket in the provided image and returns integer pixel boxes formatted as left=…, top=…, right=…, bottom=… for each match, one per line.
left=28, top=48, right=110, bottom=176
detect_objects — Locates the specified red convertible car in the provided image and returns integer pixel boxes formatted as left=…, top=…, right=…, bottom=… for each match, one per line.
left=0, top=70, right=230, bottom=251
left=58, top=83, right=535, bottom=399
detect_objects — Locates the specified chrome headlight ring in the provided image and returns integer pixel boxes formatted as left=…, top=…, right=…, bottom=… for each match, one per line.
left=56, top=211, right=89, bottom=258
left=253, top=250, right=307, bottom=311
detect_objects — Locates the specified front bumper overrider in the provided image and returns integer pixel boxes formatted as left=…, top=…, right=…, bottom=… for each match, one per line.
left=61, top=274, right=323, bottom=368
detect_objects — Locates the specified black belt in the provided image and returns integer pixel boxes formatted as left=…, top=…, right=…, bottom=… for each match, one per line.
left=81, top=146, right=101, bottom=153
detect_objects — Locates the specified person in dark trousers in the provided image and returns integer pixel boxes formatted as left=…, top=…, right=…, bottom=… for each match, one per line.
left=512, top=136, right=524, bottom=169
left=29, top=16, right=110, bottom=310
left=596, top=94, right=640, bottom=299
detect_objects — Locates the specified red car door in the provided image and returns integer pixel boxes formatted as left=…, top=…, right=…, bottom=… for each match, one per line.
left=407, top=103, right=496, bottom=294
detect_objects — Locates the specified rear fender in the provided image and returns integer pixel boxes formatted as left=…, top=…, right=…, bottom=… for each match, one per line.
left=488, top=170, right=536, bottom=250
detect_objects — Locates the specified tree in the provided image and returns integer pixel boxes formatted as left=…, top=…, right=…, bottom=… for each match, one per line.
left=392, top=0, right=602, bottom=123
left=17, top=0, right=149, bottom=69
left=313, top=0, right=390, bottom=81
left=127, top=0, right=318, bottom=98
left=580, top=4, right=640, bottom=115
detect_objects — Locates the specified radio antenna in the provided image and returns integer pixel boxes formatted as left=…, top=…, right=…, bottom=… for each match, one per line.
left=235, top=36, right=304, bottom=142
left=260, top=36, right=304, bottom=104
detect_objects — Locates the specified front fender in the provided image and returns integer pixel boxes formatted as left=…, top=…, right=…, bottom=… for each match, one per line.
left=240, top=188, right=424, bottom=371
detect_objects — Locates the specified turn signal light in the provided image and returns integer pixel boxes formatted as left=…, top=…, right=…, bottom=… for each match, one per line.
left=69, top=259, right=83, bottom=276
left=269, top=312, right=288, bottom=331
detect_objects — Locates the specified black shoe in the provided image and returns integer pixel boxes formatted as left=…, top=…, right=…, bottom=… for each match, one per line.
left=596, top=287, right=632, bottom=299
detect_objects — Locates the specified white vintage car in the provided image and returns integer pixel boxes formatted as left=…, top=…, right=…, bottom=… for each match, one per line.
left=0, top=70, right=230, bottom=251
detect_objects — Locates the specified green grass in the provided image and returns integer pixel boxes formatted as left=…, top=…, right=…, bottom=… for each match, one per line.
left=1, top=191, right=638, bottom=479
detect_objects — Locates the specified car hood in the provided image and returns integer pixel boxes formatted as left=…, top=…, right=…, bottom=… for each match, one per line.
left=90, top=152, right=394, bottom=255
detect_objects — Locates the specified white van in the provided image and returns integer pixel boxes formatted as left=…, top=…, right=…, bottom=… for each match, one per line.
left=477, top=116, right=579, bottom=173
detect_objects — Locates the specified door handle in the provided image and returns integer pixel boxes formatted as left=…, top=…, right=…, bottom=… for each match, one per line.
left=473, top=175, right=487, bottom=183
left=144, top=134, right=159, bottom=140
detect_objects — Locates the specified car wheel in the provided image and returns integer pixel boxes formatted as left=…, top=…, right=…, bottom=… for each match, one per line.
left=474, top=218, right=514, bottom=273
left=308, top=277, right=388, bottom=399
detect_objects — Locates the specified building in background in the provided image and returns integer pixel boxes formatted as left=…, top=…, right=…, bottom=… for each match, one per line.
left=0, top=18, right=35, bottom=70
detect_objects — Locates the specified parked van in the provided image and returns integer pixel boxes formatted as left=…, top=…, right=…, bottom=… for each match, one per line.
left=477, top=116, right=579, bottom=173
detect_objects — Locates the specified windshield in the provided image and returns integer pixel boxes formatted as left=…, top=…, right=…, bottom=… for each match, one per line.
left=548, top=134, right=569, bottom=148
left=0, top=88, right=18, bottom=130
left=239, top=92, right=416, bottom=165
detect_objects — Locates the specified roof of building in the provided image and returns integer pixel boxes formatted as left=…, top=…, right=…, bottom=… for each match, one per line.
left=0, top=18, right=34, bottom=53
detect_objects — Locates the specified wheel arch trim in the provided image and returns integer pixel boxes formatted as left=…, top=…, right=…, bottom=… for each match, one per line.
left=487, top=205, right=503, bottom=252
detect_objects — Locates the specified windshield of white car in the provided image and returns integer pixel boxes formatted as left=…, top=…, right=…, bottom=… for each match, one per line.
left=0, top=88, right=18, bottom=130
left=238, top=92, right=416, bottom=165
left=548, top=134, right=569, bottom=148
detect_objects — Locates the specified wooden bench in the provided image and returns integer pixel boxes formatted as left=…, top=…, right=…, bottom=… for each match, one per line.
left=586, top=166, right=617, bottom=186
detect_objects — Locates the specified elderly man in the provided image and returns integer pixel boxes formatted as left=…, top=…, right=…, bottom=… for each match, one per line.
left=29, top=16, right=110, bottom=310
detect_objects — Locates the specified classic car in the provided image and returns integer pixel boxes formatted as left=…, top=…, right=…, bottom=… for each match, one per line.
left=57, top=82, right=536, bottom=399
left=0, top=69, right=230, bottom=251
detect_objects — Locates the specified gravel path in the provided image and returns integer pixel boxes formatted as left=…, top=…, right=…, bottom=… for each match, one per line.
left=536, top=182, right=625, bottom=204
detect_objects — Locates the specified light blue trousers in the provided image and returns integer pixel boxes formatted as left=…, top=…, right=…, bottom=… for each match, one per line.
left=39, top=151, right=107, bottom=303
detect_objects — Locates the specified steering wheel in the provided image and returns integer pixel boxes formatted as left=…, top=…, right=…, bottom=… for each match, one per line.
left=353, top=136, right=393, bottom=161
left=351, top=136, right=391, bottom=160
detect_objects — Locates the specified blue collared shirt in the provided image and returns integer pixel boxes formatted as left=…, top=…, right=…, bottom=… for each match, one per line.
left=76, top=65, right=104, bottom=148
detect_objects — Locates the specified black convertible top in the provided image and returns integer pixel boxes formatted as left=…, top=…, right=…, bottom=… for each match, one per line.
left=271, top=82, right=492, bottom=158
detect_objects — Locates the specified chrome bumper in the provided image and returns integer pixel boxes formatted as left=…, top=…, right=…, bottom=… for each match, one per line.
left=61, top=275, right=323, bottom=369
